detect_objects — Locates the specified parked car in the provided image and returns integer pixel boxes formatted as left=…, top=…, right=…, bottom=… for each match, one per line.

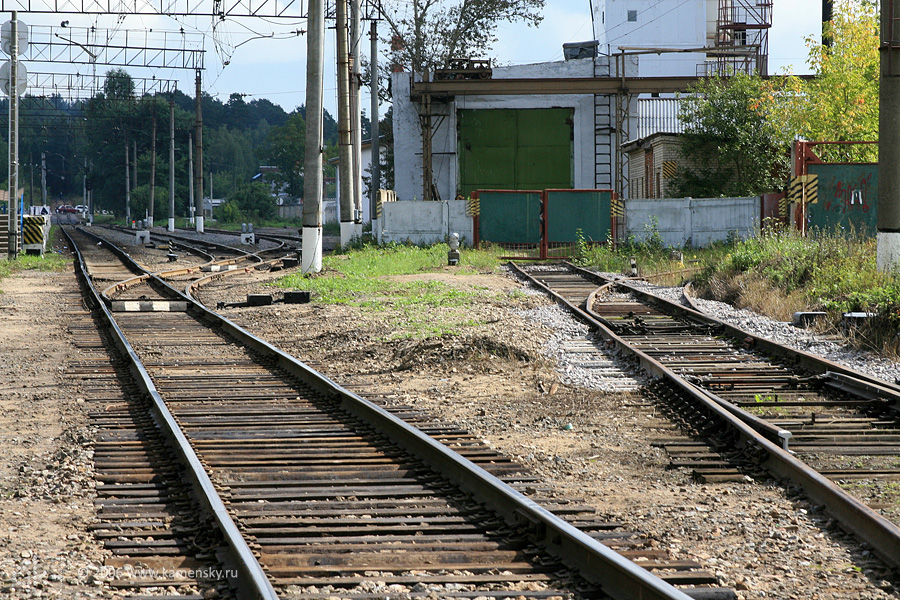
left=56, top=204, right=78, bottom=214
left=75, top=205, right=89, bottom=213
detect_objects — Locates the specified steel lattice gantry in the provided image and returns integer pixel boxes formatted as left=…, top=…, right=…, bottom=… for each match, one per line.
left=25, top=25, right=205, bottom=70
left=0, top=0, right=381, bottom=19
left=27, top=72, right=179, bottom=97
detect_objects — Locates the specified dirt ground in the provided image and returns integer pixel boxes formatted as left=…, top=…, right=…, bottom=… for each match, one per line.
left=0, top=268, right=108, bottom=599
left=2, top=255, right=899, bottom=599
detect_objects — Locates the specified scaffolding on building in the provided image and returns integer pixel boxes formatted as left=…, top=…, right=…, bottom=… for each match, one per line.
left=704, top=0, right=772, bottom=76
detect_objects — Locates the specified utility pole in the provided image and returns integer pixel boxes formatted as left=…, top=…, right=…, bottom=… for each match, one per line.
left=878, top=0, right=900, bottom=270
left=194, top=69, right=204, bottom=233
left=168, top=97, right=175, bottom=231
left=125, top=136, right=131, bottom=224
left=351, top=0, right=362, bottom=238
left=337, top=0, right=354, bottom=246
left=149, top=106, right=157, bottom=228
left=302, top=0, right=325, bottom=274
left=7, top=11, right=19, bottom=258
left=40, top=151, right=46, bottom=206
left=369, top=20, right=380, bottom=226
left=188, top=133, right=194, bottom=225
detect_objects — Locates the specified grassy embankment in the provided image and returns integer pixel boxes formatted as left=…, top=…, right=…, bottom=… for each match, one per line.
left=278, top=228, right=900, bottom=352
left=690, top=226, right=900, bottom=353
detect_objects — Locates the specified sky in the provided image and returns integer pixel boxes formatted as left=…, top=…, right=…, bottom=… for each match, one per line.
left=11, top=1, right=823, bottom=118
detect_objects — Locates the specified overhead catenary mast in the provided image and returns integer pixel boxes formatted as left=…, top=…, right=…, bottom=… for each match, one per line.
left=337, top=0, right=355, bottom=247
left=302, top=0, right=325, bottom=273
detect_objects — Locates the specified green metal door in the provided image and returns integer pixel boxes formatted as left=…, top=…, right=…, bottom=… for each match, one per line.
left=458, top=108, right=573, bottom=198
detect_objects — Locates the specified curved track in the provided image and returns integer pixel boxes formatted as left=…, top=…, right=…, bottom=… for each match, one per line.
left=63, top=228, right=735, bottom=599
left=511, top=261, right=900, bottom=573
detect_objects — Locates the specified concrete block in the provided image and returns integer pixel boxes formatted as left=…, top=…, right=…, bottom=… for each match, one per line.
left=792, top=311, right=827, bottom=328
left=284, top=291, right=311, bottom=304
left=247, top=294, right=273, bottom=306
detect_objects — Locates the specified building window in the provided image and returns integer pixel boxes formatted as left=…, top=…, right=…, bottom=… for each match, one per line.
left=627, top=10, right=638, bottom=22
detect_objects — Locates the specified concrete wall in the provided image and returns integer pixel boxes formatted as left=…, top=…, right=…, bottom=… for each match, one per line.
left=378, top=199, right=473, bottom=246
left=625, top=196, right=759, bottom=247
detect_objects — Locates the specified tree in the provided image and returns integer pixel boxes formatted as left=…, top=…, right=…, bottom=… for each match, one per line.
left=225, top=181, right=275, bottom=221
left=672, top=72, right=789, bottom=198
left=379, top=0, right=544, bottom=75
left=261, top=112, right=306, bottom=199
left=103, top=68, right=135, bottom=100
left=363, top=107, right=394, bottom=197
left=768, top=0, right=878, bottom=162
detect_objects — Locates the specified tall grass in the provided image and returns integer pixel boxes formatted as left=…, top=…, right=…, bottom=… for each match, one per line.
left=694, top=225, right=900, bottom=352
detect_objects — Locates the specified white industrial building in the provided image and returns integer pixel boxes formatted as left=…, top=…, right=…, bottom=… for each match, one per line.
left=390, top=0, right=771, bottom=205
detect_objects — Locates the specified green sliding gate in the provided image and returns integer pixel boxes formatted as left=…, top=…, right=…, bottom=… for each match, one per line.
left=473, top=189, right=616, bottom=259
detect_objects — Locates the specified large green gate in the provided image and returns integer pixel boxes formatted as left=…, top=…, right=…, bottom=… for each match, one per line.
left=458, top=108, right=573, bottom=198
left=474, top=189, right=615, bottom=259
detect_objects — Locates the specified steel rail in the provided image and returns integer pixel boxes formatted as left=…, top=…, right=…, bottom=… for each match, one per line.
left=133, top=228, right=296, bottom=298
left=511, top=261, right=900, bottom=571
left=64, top=226, right=280, bottom=600
left=100, top=225, right=293, bottom=297
left=584, top=283, right=795, bottom=448
left=71, top=234, right=698, bottom=599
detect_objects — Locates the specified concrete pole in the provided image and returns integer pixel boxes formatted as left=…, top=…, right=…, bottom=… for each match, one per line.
left=188, top=133, right=194, bottom=225
left=337, top=0, right=355, bottom=246
left=369, top=21, right=380, bottom=226
left=350, top=0, right=362, bottom=238
left=88, top=160, right=93, bottom=224
left=7, top=11, right=17, bottom=258
left=878, top=0, right=900, bottom=270
left=302, top=0, right=325, bottom=274
left=194, top=69, right=204, bottom=233
left=168, top=98, right=176, bottom=231
left=125, top=138, right=131, bottom=224
left=149, top=108, right=157, bottom=228
left=40, top=151, right=46, bottom=206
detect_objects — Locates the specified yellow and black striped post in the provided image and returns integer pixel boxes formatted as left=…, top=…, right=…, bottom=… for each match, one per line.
left=22, top=215, right=48, bottom=255
left=465, top=195, right=480, bottom=217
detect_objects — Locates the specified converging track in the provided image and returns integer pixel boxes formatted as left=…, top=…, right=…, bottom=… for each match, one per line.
left=63, top=229, right=738, bottom=599
left=511, top=261, right=900, bottom=574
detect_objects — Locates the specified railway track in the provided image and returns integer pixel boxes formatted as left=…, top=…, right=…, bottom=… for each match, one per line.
left=511, top=261, right=900, bottom=573
left=63, top=228, right=738, bottom=599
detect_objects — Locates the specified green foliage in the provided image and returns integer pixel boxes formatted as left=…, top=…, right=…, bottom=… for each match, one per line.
left=275, top=242, right=502, bottom=303
left=0, top=249, right=70, bottom=282
left=261, top=112, right=306, bottom=199
left=770, top=0, right=878, bottom=161
left=215, top=200, right=244, bottom=223
left=380, top=0, right=545, bottom=74
left=698, top=226, right=900, bottom=331
left=217, top=182, right=276, bottom=223
left=674, top=72, right=789, bottom=197
left=573, top=229, right=589, bottom=266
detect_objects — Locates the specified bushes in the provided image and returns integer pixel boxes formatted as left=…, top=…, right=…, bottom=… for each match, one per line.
left=695, top=225, right=900, bottom=349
